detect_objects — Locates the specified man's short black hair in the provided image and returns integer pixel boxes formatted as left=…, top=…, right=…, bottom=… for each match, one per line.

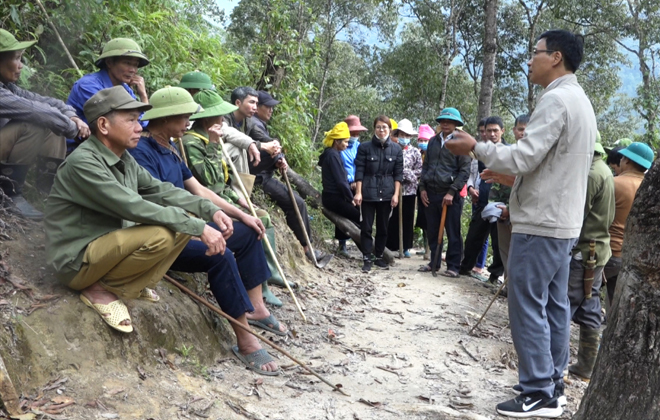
left=606, top=146, right=624, bottom=166
left=538, top=30, right=584, bottom=73
left=514, top=114, right=530, bottom=126
left=478, top=118, right=487, bottom=128
left=484, top=116, right=504, bottom=129
left=230, top=86, right=259, bottom=105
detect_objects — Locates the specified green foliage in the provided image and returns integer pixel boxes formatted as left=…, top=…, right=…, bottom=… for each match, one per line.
left=1, top=0, right=246, bottom=101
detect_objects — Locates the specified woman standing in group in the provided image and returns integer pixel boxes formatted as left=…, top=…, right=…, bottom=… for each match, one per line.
left=386, top=119, right=422, bottom=257
left=415, top=124, right=434, bottom=259
left=353, top=116, right=403, bottom=273
left=319, top=122, right=362, bottom=255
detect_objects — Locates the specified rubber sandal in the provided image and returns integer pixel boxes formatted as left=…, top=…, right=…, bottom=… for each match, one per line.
left=418, top=265, right=433, bottom=272
left=469, top=273, right=489, bottom=282
left=248, top=314, right=288, bottom=336
left=441, top=270, right=460, bottom=278
left=232, top=346, right=280, bottom=376
left=138, top=287, right=160, bottom=302
left=80, top=294, right=133, bottom=333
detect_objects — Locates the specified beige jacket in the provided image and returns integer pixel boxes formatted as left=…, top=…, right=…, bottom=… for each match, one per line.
left=221, top=122, right=254, bottom=174
left=474, top=74, right=596, bottom=239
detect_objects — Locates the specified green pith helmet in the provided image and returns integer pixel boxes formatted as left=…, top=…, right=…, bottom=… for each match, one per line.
left=435, top=107, right=464, bottom=126
left=0, top=29, right=36, bottom=53
left=178, top=71, right=215, bottom=91
left=83, top=86, right=152, bottom=123
left=141, top=87, right=202, bottom=121
left=95, top=38, right=150, bottom=68
left=189, top=90, right=237, bottom=120
left=594, top=130, right=605, bottom=155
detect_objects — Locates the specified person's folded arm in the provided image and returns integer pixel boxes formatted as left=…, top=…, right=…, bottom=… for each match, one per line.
left=1, top=85, right=78, bottom=137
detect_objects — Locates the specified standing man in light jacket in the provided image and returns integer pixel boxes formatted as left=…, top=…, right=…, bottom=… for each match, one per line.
left=446, top=30, right=597, bottom=418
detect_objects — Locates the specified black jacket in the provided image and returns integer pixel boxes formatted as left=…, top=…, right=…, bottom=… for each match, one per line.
left=355, top=136, right=403, bottom=202
left=419, top=133, right=471, bottom=196
left=319, top=147, right=353, bottom=202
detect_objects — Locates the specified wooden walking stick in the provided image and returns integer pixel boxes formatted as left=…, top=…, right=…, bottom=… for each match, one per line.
left=214, top=137, right=307, bottom=322
left=164, top=275, right=348, bottom=396
left=469, top=277, right=509, bottom=335
left=282, top=170, right=333, bottom=269
left=431, top=205, right=448, bottom=277
left=398, top=188, right=404, bottom=258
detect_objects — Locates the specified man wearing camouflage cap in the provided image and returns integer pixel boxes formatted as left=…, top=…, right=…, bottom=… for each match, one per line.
left=0, top=29, right=90, bottom=220
left=66, top=38, right=150, bottom=153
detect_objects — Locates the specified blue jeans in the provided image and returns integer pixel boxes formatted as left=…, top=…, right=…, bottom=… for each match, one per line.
left=170, top=222, right=270, bottom=318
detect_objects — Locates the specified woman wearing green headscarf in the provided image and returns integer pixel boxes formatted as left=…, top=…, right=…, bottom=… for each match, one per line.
left=181, top=90, right=288, bottom=307
left=319, top=122, right=362, bottom=256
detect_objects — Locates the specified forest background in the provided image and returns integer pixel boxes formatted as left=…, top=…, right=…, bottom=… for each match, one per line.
left=2, top=0, right=659, bottom=172
left=2, top=0, right=659, bottom=243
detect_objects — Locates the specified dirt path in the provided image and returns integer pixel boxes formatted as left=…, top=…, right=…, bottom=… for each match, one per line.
left=1, top=235, right=589, bottom=419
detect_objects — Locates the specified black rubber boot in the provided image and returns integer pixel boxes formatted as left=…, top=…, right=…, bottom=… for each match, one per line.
left=0, top=163, right=43, bottom=220
left=569, top=326, right=600, bottom=380
left=35, top=156, right=64, bottom=195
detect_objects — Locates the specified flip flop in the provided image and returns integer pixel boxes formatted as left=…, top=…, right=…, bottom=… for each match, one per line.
left=138, top=287, right=160, bottom=302
left=470, top=273, right=489, bottom=282
left=248, top=314, right=288, bottom=336
left=80, top=294, right=133, bottom=333
left=418, top=265, right=433, bottom=272
left=232, top=346, right=280, bottom=376
left=441, top=270, right=460, bottom=278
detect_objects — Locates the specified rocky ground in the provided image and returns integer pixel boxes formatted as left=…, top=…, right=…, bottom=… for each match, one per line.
left=0, top=220, right=590, bottom=420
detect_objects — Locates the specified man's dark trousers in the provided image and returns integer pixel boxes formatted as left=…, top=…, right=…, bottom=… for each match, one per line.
left=426, top=192, right=463, bottom=272
left=460, top=207, right=503, bottom=281
left=257, top=173, right=311, bottom=248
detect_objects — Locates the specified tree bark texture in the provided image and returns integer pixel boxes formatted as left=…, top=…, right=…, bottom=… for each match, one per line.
left=286, top=169, right=396, bottom=264
left=574, top=161, right=660, bottom=419
left=476, top=0, right=498, bottom=122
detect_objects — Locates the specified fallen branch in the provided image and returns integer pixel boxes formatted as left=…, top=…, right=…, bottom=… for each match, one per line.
left=164, top=274, right=350, bottom=396
left=287, top=168, right=397, bottom=264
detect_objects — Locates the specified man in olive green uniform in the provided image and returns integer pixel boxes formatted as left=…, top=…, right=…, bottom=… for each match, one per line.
left=567, top=140, right=615, bottom=380
left=181, top=89, right=292, bottom=306
left=44, top=86, right=227, bottom=334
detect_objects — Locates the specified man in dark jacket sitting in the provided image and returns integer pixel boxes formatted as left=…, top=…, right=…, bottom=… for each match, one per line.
left=418, top=108, right=471, bottom=277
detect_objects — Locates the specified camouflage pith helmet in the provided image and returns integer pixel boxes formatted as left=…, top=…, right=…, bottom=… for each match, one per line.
left=95, top=38, right=150, bottom=68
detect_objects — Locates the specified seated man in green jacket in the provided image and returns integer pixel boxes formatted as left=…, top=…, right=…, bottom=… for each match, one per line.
left=181, top=89, right=292, bottom=306
left=44, top=87, right=279, bottom=375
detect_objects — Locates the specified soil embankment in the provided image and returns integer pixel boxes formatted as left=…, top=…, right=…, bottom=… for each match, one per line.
left=0, top=221, right=587, bottom=419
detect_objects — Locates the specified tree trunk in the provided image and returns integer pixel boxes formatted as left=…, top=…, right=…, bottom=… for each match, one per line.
left=286, top=169, right=397, bottom=264
left=574, top=161, right=660, bottom=419
left=477, top=0, right=498, bottom=121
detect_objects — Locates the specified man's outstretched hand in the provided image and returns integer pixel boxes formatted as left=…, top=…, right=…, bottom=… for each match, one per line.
left=444, top=130, right=477, bottom=156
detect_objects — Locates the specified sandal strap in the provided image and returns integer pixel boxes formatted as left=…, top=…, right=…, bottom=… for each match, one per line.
left=243, top=349, right=274, bottom=368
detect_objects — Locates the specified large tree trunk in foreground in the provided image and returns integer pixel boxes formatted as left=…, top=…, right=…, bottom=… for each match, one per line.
left=574, top=161, right=660, bottom=419
left=286, top=169, right=396, bottom=264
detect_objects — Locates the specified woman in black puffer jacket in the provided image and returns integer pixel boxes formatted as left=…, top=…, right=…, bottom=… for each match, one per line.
left=353, top=115, right=403, bottom=273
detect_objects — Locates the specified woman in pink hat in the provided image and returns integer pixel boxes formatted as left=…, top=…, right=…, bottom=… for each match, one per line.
left=335, top=115, right=368, bottom=256
left=415, top=124, right=434, bottom=258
